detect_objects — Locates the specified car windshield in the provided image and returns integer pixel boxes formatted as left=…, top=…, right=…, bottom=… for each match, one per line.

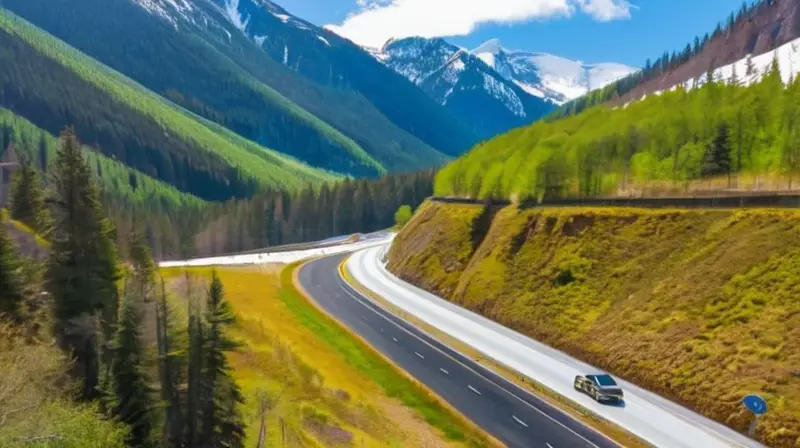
left=595, top=375, right=617, bottom=386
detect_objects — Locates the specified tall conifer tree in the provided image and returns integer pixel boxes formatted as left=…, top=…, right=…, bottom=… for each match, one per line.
left=9, top=160, right=51, bottom=235
left=46, top=128, right=120, bottom=398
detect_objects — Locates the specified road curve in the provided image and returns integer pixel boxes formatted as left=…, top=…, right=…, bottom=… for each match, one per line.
left=299, top=254, right=619, bottom=448
left=347, top=246, right=765, bottom=448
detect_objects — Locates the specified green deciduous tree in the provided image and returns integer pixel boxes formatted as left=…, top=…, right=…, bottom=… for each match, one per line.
left=394, top=205, right=413, bottom=229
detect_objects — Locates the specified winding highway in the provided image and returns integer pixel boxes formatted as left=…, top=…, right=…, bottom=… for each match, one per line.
left=298, top=254, right=619, bottom=448
left=163, top=232, right=764, bottom=448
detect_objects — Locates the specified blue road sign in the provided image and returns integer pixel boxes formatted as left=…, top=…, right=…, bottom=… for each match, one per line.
left=743, top=395, right=767, bottom=415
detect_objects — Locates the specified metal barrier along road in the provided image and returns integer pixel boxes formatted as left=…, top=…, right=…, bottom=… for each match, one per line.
left=431, top=193, right=800, bottom=209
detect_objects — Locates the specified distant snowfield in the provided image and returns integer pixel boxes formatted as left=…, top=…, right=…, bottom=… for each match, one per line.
left=159, top=234, right=393, bottom=268
left=471, top=42, right=638, bottom=105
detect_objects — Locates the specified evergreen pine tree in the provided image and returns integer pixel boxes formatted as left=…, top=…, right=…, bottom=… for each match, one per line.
left=0, top=212, right=24, bottom=320
left=130, top=230, right=156, bottom=302
left=198, top=271, right=245, bottom=448
left=10, top=159, right=51, bottom=236
left=702, top=123, right=733, bottom=178
left=106, top=287, right=155, bottom=447
left=186, top=276, right=203, bottom=447
left=156, top=279, right=186, bottom=447
left=46, top=128, right=120, bottom=398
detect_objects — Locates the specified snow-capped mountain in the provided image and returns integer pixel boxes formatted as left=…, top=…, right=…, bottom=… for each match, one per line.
left=472, top=39, right=638, bottom=105
left=380, top=37, right=555, bottom=139
left=101, top=0, right=480, bottom=169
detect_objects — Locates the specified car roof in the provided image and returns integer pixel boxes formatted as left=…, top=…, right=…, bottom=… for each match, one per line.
left=591, top=374, right=618, bottom=385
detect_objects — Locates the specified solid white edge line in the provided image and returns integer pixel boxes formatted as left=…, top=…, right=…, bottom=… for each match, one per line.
left=415, top=352, right=425, bottom=359
left=336, top=268, right=605, bottom=448
left=513, top=415, right=529, bottom=428
left=440, top=368, right=450, bottom=375
left=468, top=385, right=482, bottom=396
left=343, top=250, right=613, bottom=448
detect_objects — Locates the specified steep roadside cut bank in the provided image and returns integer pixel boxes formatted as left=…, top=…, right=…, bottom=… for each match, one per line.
left=387, top=201, right=800, bottom=447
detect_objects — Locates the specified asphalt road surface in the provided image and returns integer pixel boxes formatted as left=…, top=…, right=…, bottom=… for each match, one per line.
left=299, top=254, right=619, bottom=448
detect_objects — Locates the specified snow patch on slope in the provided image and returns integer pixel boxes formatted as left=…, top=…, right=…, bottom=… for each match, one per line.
left=482, top=73, right=526, bottom=117
left=711, top=37, right=800, bottom=87
left=514, top=81, right=546, bottom=99
left=273, top=13, right=291, bottom=23
left=223, top=0, right=249, bottom=32
left=628, top=37, right=800, bottom=105
left=317, top=35, right=331, bottom=47
left=133, top=0, right=195, bottom=25
left=476, top=52, right=495, bottom=68
left=440, top=51, right=467, bottom=85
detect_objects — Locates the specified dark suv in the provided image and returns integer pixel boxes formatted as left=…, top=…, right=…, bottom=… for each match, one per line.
left=574, top=374, right=624, bottom=403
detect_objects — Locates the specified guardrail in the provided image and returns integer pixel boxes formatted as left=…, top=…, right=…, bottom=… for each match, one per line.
left=431, top=193, right=800, bottom=209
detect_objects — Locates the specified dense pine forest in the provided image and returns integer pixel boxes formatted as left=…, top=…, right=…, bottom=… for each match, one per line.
left=194, top=170, right=435, bottom=257
left=436, top=57, right=800, bottom=200
left=1, top=130, right=246, bottom=447
left=2, top=123, right=433, bottom=261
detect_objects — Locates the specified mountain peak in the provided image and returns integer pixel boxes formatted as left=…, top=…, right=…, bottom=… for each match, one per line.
left=473, top=39, right=503, bottom=55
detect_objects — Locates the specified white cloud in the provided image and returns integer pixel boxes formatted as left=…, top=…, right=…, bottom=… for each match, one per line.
left=577, top=0, right=634, bottom=21
left=326, top=0, right=635, bottom=48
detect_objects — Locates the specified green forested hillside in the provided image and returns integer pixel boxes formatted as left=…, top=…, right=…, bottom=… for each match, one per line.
left=1, top=0, right=459, bottom=175
left=1, top=108, right=204, bottom=209
left=1, top=107, right=211, bottom=259
left=437, top=60, right=800, bottom=200
left=0, top=10, right=335, bottom=201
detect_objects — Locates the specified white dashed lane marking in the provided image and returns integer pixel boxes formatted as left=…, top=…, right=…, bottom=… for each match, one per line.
left=468, top=385, right=482, bottom=396
left=513, top=415, right=529, bottom=428
left=392, top=337, right=398, bottom=343
left=440, top=368, right=450, bottom=375
left=415, top=352, right=425, bottom=360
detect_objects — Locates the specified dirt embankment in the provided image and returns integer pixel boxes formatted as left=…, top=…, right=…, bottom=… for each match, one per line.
left=388, top=201, right=800, bottom=447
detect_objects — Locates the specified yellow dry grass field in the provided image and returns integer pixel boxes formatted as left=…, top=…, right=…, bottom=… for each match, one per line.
left=389, top=201, right=800, bottom=448
left=160, top=264, right=478, bottom=448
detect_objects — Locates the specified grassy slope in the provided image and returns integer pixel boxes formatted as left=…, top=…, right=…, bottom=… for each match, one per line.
left=0, top=108, right=204, bottom=210
left=0, top=11, right=334, bottom=191
left=389, top=201, right=800, bottom=448
left=160, top=265, right=489, bottom=448
left=3, top=0, right=451, bottom=176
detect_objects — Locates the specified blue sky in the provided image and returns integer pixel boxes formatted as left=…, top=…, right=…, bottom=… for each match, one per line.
left=278, top=0, right=745, bottom=67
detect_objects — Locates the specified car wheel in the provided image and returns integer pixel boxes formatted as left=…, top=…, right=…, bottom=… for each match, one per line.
left=573, top=380, right=580, bottom=391
left=593, top=390, right=600, bottom=402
